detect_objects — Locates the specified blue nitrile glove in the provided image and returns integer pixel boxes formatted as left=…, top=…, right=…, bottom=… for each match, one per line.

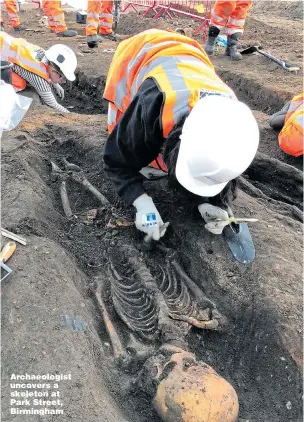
left=133, top=195, right=167, bottom=240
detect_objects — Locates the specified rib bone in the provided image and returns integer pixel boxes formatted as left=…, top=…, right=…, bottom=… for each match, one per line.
left=156, top=262, right=220, bottom=330
left=110, top=261, right=159, bottom=342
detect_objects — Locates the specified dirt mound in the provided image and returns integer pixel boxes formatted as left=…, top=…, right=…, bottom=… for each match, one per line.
left=63, top=72, right=108, bottom=114
left=116, top=13, right=175, bottom=35
left=1, top=236, right=131, bottom=422
left=252, top=1, right=303, bottom=20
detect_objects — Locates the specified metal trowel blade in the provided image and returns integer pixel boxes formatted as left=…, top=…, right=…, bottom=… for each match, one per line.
left=223, top=223, right=255, bottom=264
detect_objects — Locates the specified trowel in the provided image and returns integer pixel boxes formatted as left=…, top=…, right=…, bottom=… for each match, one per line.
left=240, top=45, right=300, bottom=72
left=0, top=241, right=17, bottom=282
left=223, top=223, right=255, bottom=264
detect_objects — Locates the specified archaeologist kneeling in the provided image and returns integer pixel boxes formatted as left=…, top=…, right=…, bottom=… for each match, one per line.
left=0, top=32, right=77, bottom=113
left=103, top=29, right=259, bottom=241
left=269, top=93, right=303, bottom=157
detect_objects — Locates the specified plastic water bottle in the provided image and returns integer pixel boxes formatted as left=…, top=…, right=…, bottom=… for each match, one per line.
left=217, top=35, right=227, bottom=47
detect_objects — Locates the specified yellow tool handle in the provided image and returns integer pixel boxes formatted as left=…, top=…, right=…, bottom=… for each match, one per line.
left=0, top=242, right=16, bottom=263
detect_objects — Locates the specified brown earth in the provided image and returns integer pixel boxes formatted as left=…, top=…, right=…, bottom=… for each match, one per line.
left=1, top=4, right=303, bottom=422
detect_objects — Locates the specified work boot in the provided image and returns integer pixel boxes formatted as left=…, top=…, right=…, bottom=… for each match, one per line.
left=87, top=34, right=102, bottom=49
left=14, top=24, right=27, bottom=31
left=101, top=33, right=120, bottom=42
left=57, top=29, right=78, bottom=37
left=204, top=26, right=220, bottom=55
left=226, top=33, right=242, bottom=61
left=269, top=102, right=290, bottom=130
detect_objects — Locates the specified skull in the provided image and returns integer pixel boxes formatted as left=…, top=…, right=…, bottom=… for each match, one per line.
left=149, top=348, right=239, bottom=422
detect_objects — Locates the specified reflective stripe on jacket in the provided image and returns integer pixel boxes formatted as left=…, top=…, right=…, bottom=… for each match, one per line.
left=279, top=93, right=303, bottom=157
left=0, top=32, right=49, bottom=81
left=104, top=29, right=235, bottom=139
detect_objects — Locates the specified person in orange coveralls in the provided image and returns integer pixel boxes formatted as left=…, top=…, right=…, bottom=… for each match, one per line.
left=0, top=0, right=27, bottom=31
left=269, top=93, right=303, bottom=157
left=205, top=1, right=252, bottom=60
left=42, top=0, right=78, bottom=37
left=86, top=0, right=119, bottom=48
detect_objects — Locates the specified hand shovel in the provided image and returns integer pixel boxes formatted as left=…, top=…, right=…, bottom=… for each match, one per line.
left=0, top=242, right=17, bottom=282
left=240, top=45, right=300, bottom=72
left=223, top=223, right=255, bottom=264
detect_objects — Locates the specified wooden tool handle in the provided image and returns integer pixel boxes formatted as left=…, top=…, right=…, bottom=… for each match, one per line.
left=0, top=242, right=16, bottom=263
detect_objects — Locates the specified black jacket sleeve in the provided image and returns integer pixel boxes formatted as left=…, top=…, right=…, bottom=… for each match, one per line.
left=103, top=78, right=164, bottom=205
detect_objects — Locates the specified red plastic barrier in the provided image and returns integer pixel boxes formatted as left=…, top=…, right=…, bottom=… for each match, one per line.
left=122, top=0, right=211, bottom=40
left=122, top=0, right=158, bottom=15
left=31, top=0, right=41, bottom=8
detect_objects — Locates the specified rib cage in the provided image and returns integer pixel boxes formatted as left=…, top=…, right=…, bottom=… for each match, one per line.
left=108, top=244, right=219, bottom=343
left=156, top=264, right=210, bottom=324
left=109, top=260, right=160, bottom=342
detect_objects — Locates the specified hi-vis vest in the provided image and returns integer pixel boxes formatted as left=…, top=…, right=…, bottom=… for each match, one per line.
left=104, top=29, right=236, bottom=139
left=0, top=32, right=49, bottom=85
left=279, top=93, right=303, bottom=157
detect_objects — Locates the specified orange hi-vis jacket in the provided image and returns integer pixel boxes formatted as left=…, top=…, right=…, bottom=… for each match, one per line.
left=0, top=32, right=50, bottom=90
left=279, top=93, right=303, bottom=157
left=104, top=29, right=236, bottom=140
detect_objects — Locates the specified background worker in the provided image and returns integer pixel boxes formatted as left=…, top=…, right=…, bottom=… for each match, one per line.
left=42, top=0, right=78, bottom=37
left=86, top=0, right=119, bottom=48
left=0, top=32, right=77, bottom=113
left=103, top=29, right=259, bottom=241
left=269, top=93, right=303, bottom=157
left=205, top=0, right=252, bottom=61
left=0, top=0, right=27, bottom=32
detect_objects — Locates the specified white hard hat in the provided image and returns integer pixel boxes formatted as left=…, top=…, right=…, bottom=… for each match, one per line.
left=45, top=44, right=77, bottom=82
left=176, top=96, right=259, bottom=197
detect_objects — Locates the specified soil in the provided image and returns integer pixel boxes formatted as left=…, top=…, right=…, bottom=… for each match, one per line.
left=1, top=4, right=303, bottom=422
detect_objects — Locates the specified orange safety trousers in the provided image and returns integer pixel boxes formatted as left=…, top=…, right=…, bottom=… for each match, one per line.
left=42, top=0, right=67, bottom=34
left=0, top=0, right=21, bottom=29
left=279, top=94, right=303, bottom=157
left=86, top=0, right=113, bottom=36
left=211, top=1, right=252, bottom=34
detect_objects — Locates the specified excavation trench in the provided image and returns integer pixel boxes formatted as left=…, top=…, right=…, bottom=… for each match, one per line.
left=65, top=68, right=285, bottom=115
left=2, top=71, right=302, bottom=422
left=63, top=72, right=108, bottom=114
